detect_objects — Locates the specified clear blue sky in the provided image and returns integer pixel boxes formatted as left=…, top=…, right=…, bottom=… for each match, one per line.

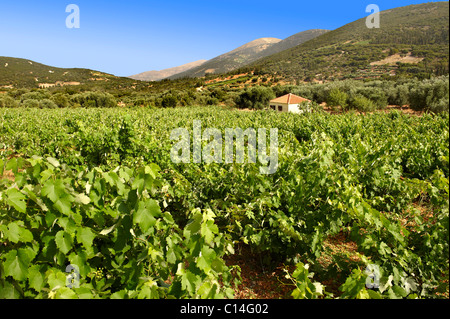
left=0, top=0, right=446, bottom=76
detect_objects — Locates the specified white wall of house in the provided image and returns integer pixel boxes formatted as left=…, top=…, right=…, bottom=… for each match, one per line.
left=288, top=103, right=302, bottom=114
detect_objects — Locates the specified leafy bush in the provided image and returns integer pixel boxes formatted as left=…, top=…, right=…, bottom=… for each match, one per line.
left=235, top=86, right=275, bottom=110
left=39, top=99, right=58, bottom=109
left=6, top=89, right=29, bottom=99
left=356, top=87, right=388, bottom=109
left=298, top=101, right=323, bottom=113
left=348, top=94, right=376, bottom=112
left=326, top=88, right=348, bottom=110
left=312, top=85, right=328, bottom=104
left=50, top=93, right=70, bottom=108
left=209, top=88, right=227, bottom=102
left=71, top=92, right=117, bottom=108
left=293, top=86, right=315, bottom=101
left=21, top=99, right=40, bottom=108
left=0, top=95, right=18, bottom=108
left=429, top=98, right=449, bottom=113
left=20, top=90, right=51, bottom=102
left=285, top=263, right=326, bottom=299
left=409, top=77, right=449, bottom=112
left=206, top=97, right=219, bottom=106
left=389, top=84, right=410, bottom=106
left=161, top=95, right=178, bottom=108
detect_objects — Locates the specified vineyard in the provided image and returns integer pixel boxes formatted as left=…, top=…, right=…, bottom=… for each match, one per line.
left=0, top=106, right=448, bottom=299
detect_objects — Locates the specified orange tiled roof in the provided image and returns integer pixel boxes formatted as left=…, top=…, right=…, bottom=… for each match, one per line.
left=270, top=93, right=310, bottom=104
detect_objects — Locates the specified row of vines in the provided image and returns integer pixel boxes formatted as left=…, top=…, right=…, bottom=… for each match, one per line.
left=0, top=107, right=448, bottom=298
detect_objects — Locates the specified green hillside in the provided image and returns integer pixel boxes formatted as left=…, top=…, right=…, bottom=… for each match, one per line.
left=0, top=57, right=140, bottom=89
left=245, top=2, right=449, bottom=81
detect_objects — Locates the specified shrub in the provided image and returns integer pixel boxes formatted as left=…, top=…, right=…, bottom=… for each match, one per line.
left=39, top=99, right=58, bottom=109
left=0, top=95, right=18, bottom=108
left=429, top=98, right=449, bottom=113
left=356, top=87, right=388, bottom=109
left=21, top=99, right=40, bottom=108
left=71, top=92, right=117, bottom=108
left=7, top=88, right=29, bottom=99
left=272, top=85, right=296, bottom=97
left=50, top=93, right=70, bottom=108
left=298, top=101, right=323, bottom=113
left=313, top=85, right=328, bottom=104
left=409, top=77, right=449, bottom=112
left=20, top=90, right=50, bottom=102
left=235, top=86, right=275, bottom=110
left=293, top=87, right=314, bottom=101
left=210, top=88, right=227, bottom=102
left=161, top=95, right=178, bottom=108
left=348, top=94, right=376, bottom=112
left=0, top=157, right=238, bottom=299
left=389, top=84, right=410, bottom=106
left=326, top=88, right=348, bottom=110
left=206, top=97, right=219, bottom=106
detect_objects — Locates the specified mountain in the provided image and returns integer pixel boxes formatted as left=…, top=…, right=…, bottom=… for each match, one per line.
left=252, top=29, right=330, bottom=59
left=128, top=60, right=207, bottom=82
left=169, top=29, right=329, bottom=79
left=246, top=2, right=449, bottom=81
left=0, top=56, right=140, bottom=89
left=169, top=37, right=281, bottom=79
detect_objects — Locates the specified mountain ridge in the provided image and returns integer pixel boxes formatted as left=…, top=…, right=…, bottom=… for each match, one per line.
left=168, top=29, right=329, bottom=79
left=128, top=60, right=207, bottom=82
left=168, top=37, right=282, bottom=79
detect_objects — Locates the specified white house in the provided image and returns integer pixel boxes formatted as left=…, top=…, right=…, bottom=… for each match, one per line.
left=269, top=93, right=311, bottom=114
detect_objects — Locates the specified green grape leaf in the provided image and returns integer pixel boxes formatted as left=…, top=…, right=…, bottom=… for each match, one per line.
left=75, top=193, right=91, bottom=205
left=3, top=249, right=33, bottom=281
left=46, top=269, right=67, bottom=291
left=28, top=265, right=45, bottom=292
left=42, top=179, right=74, bottom=215
left=55, top=230, right=73, bottom=254
left=133, top=199, right=160, bottom=232
left=1, top=222, right=33, bottom=243
left=77, top=227, right=96, bottom=250
left=6, top=188, right=27, bottom=213
left=46, top=157, right=61, bottom=168
left=55, top=287, right=78, bottom=299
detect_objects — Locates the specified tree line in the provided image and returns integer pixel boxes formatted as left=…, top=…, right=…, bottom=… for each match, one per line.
left=1, top=76, right=448, bottom=113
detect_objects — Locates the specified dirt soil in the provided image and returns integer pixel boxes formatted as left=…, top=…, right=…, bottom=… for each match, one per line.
left=370, top=53, right=424, bottom=66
